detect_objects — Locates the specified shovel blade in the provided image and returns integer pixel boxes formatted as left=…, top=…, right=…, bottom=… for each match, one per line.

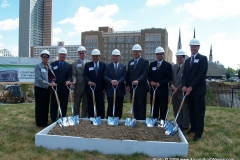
left=57, top=117, right=69, bottom=127
left=67, top=115, right=79, bottom=126
left=169, top=126, right=179, bottom=136
left=125, top=118, right=136, bottom=128
left=90, top=117, right=101, bottom=125
left=107, top=116, right=119, bottom=126
left=146, top=118, right=157, bottom=127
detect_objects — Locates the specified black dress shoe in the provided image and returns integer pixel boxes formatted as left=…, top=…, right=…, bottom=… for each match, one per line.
left=193, top=137, right=201, bottom=141
left=181, top=128, right=188, bottom=132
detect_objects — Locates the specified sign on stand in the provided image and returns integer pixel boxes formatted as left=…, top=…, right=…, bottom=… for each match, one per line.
left=0, top=57, right=41, bottom=84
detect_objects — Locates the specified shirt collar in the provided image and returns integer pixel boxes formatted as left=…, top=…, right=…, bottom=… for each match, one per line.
left=157, top=60, right=163, bottom=65
left=192, top=53, right=198, bottom=59
left=113, top=62, right=119, bottom=67
left=134, top=56, right=141, bottom=62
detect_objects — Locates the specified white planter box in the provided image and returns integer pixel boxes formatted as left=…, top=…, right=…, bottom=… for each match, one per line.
left=35, top=119, right=188, bottom=158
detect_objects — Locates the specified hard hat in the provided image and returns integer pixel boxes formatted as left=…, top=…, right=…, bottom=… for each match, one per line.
left=91, top=49, right=101, bottom=55
left=40, top=50, right=50, bottom=56
left=58, top=47, right=67, bottom=54
left=175, top=49, right=186, bottom=56
left=78, top=46, right=86, bottom=52
left=155, top=47, right=165, bottom=53
left=132, top=44, right=142, bottom=51
left=189, top=38, right=200, bottom=45
left=111, top=49, right=121, bottom=56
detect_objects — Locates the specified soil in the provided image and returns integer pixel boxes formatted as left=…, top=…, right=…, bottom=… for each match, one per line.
left=48, top=120, right=181, bottom=142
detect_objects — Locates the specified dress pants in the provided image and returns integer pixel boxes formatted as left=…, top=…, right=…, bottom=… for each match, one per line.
left=50, top=90, right=69, bottom=122
left=133, top=93, right=147, bottom=120
left=107, top=96, right=124, bottom=119
left=151, top=94, right=168, bottom=120
left=186, top=93, right=206, bottom=138
left=87, top=93, right=105, bottom=119
left=35, top=86, right=50, bottom=127
left=73, top=89, right=88, bottom=117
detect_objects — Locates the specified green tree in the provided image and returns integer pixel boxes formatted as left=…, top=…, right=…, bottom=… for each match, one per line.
left=227, top=67, right=235, bottom=74
left=226, top=72, right=231, bottom=79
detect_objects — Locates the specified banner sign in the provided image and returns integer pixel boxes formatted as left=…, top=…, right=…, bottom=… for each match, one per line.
left=0, top=57, right=41, bottom=83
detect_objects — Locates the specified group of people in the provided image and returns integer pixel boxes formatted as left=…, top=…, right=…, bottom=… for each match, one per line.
left=34, top=37, right=208, bottom=141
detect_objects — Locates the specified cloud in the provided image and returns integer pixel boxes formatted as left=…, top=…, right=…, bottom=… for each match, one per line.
left=58, top=4, right=130, bottom=36
left=0, top=18, right=19, bottom=31
left=53, top=28, right=62, bottom=36
left=52, top=36, right=61, bottom=46
left=146, top=0, right=170, bottom=6
left=175, top=0, right=240, bottom=20
left=1, top=0, right=10, bottom=8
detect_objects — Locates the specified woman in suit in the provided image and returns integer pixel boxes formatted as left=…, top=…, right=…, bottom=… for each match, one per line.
left=34, top=50, right=56, bottom=127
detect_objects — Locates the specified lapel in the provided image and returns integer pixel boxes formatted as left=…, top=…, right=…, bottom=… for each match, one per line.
left=175, top=63, right=184, bottom=79
left=77, top=59, right=84, bottom=71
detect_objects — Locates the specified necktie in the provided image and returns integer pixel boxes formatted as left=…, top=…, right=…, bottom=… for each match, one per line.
left=82, top=60, right=85, bottom=69
left=157, top=62, right=160, bottom=70
left=190, top=56, right=194, bottom=68
left=94, top=62, right=98, bottom=76
left=59, top=62, right=63, bottom=68
left=176, top=65, right=180, bottom=75
left=114, top=63, right=118, bottom=75
left=134, top=59, right=137, bottom=70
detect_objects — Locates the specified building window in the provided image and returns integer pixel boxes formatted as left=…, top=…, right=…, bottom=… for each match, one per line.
left=135, top=37, right=138, bottom=42
left=104, top=38, right=107, bottom=42
left=109, top=44, right=111, bottom=48
left=126, top=37, right=133, bottom=43
left=117, top=44, right=120, bottom=48
left=117, top=37, right=124, bottom=42
left=109, top=37, right=115, bottom=42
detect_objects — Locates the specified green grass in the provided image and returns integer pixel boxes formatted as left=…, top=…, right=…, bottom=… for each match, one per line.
left=0, top=102, right=239, bottom=159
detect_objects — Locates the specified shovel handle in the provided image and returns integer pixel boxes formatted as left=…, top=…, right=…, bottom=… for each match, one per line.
left=151, top=87, right=157, bottom=117
left=112, top=87, right=117, bottom=117
left=90, top=85, right=97, bottom=117
left=174, top=94, right=186, bottom=123
left=51, top=87, right=62, bottom=118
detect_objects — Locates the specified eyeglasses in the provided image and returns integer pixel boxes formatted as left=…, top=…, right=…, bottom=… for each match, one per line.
left=42, top=56, right=49, bottom=58
left=156, top=53, right=163, bottom=55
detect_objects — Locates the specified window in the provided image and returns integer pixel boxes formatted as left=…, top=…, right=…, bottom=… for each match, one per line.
left=135, top=37, right=138, bottom=42
left=109, top=37, right=115, bottom=42
left=126, top=37, right=133, bottom=43
left=104, top=38, right=107, bottom=42
left=117, top=37, right=124, bottom=42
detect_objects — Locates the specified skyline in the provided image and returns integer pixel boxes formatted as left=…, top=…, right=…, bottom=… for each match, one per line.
left=0, top=0, right=240, bottom=69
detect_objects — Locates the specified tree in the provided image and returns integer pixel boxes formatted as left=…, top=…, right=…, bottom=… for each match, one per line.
left=226, top=72, right=231, bottom=79
left=227, top=67, right=235, bottom=74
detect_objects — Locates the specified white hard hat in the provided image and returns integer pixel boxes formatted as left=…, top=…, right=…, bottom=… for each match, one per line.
left=91, top=49, right=101, bottom=55
left=40, top=50, right=50, bottom=56
left=132, top=44, right=142, bottom=51
left=78, top=46, right=86, bottom=52
left=189, top=38, right=200, bottom=45
left=111, top=49, right=121, bottom=55
left=175, top=49, right=186, bottom=56
left=58, top=47, right=67, bottom=54
left=155, top=47, right=165, bottom=53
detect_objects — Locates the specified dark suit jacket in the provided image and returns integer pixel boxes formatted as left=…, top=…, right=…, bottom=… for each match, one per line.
left=182, top=53, right=208, bottom=95
left=170, top=63, right=185, bottom=100
left=83, top=61, right=106, bottom=95
left=104, top=62, right=126, bottom=97
left=148, top=60, right=172, bottom=96
left=50, top=60, right=72, bottom=93
left=126, top=57, right=149, bottom=94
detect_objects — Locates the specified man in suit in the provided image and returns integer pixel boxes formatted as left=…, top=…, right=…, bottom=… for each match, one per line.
left=83, top=49, right=106, bottom=119
left=50, top=47, right=72, bottom=122
left=126, top=44, right=149, bottom=120
left=148, top=47, right=172, bottom=126
left=169, top=49, right=189, bottom=131
left=72, top=46, right=89, bottom=118
left=182, top=38, right=208, bottom=141
left=104, top=49, right=126, bottom=119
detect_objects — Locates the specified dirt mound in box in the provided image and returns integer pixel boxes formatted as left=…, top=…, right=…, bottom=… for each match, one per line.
left=49, top=120, right=181, bottom=142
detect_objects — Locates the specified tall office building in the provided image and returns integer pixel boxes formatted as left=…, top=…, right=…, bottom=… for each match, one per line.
left=19, top=0, right=52, bottom=57
left=81, top=27, right=172, bottom=65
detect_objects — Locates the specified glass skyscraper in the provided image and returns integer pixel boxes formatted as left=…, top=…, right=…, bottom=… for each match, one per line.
left=19, top=0, right=52, bottom=57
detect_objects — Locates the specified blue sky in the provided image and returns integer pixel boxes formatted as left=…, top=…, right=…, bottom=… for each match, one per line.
left=0, top=0, right=240, bottom=69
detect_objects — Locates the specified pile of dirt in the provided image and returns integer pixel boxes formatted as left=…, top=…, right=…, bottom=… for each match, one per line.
left=49, top=120, right=181, bottom=142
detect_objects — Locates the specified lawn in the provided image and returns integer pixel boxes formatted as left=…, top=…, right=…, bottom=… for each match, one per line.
left=0, top=102, right=239, bottom=159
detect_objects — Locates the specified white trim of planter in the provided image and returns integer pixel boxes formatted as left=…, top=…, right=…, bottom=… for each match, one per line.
left=35, top=119, right=188, bottom=158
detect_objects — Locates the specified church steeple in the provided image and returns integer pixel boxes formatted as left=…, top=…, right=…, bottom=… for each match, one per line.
left=209, top=44, right=213, bottom=62
left=193, top=28, right=196, bottom=38
left=177, top=29, right=182, bottom=50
